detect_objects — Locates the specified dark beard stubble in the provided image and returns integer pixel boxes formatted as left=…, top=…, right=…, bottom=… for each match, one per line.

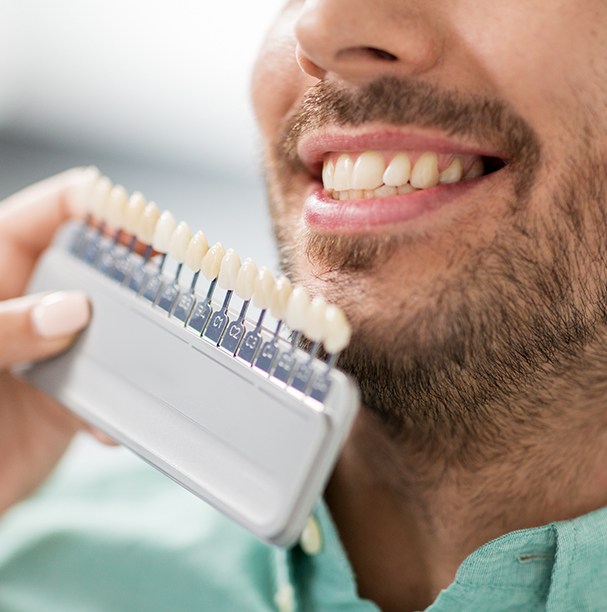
left=266, top=78, right=607, bottom=468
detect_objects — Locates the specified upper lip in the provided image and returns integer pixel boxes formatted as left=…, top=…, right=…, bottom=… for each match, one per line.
left=297, top=126, right=509, bottom=179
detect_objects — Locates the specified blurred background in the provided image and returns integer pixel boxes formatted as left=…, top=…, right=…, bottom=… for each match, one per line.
left=0, top=1, right=290, bottom=479
left=0, top=0, right=286, bottom=266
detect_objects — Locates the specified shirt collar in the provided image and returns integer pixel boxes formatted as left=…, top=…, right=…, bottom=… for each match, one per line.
left=277, top=500, right=607, bottom=610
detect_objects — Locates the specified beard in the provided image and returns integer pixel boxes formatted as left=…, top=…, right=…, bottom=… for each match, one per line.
left=265, top=77, right=607, bottom=465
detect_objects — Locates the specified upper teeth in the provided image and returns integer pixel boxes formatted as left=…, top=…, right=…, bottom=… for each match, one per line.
left=322, top=150, right=483, bottom=199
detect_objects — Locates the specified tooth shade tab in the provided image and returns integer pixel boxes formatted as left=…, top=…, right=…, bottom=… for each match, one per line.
left=286, top=286, right=310, bottom=332
left=75, top=166, right=100, bottom=215
left=107, top=185, right=129, bottom=230
left=218, top=249, right=241, bottom=290
left=169, top=222, right=192, bottom=263
left=235, top=258, right=258, bottom=300
left=306, top=296, right=328, bottom=343
left=352, top=151, right=385, bottom=190
left=270, top=276, right=292, bottom=320
left=123, top=192, right=147, bottom=234
left=136, top=201, right=161, bottom=245
left=152, top=210, right=177, bottom=252
left=90, top=175, right=113, bottom=221
left=252, top=267, right=276, bottom=310
left=324, top=305, right=351, bottom=354
left=185, top=230, right=209, bottom=272
left=201, top=242, right=225, bottom=281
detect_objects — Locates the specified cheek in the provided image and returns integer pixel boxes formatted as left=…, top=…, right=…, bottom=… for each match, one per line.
left=251, top=9, right=317, bottom=145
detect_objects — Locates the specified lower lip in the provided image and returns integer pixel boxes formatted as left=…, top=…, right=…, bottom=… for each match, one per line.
left=303, top=177, right=488, bottom=234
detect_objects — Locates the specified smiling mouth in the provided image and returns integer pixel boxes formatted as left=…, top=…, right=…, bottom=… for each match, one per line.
left=321, top=149, right=507, bottom=200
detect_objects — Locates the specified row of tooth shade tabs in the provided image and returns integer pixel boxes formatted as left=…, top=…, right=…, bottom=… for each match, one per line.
left=74, top=169, right=352, bottom=356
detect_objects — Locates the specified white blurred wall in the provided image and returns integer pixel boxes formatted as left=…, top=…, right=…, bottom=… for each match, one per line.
left=0, top=0, right=285, bottom=179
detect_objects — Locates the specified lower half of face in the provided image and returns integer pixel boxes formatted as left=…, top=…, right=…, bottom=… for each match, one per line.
left=253, top=7, right=607, bottom=454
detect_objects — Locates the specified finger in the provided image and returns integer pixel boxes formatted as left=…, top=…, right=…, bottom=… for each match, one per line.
left=0, top=291, right=90, bottom=369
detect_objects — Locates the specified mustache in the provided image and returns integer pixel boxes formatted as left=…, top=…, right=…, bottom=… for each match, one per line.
left=279, top=77, right=541, bottom=173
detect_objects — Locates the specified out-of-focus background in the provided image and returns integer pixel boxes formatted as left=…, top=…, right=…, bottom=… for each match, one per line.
left=0, top=1, right=289, bottom=474
left=0, top=0, right=285, bottom=266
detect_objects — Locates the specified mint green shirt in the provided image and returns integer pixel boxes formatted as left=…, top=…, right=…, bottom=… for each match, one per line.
left=0, top=441, right=606, bottom=611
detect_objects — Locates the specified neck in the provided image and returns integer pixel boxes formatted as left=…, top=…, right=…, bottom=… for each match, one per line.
left=326, top=404, right=607, bottom=612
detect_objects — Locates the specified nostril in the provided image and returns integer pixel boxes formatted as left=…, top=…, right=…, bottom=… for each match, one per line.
left=367, top=47, right=398, bottom=61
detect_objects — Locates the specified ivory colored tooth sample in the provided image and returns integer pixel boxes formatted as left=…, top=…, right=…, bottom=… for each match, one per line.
left=270, top=276, right=292, bottom=320
left=218, top=249, right=241, bottom=290
left=107, top=185, right=129, bottom=230
left=72, top=166, right=100, bottom=214
left=286, top=286, right=311, bottom=332
left=136, top=201, right=161, bottom=245
left=324, top=304, right=352, bottom=354
left=352, top=151, right=385, bottom=190
left=90, top=175, right=113, bottom=221
left=306, top=295, right=328, bottom=343
left=235, top=258, right=258, bottom=300
left=252, top=267, right=276, bottom=310
left=200, top=242, right=225, bottom=281
left=123, top=192, right=147, bottom=234
left=410, top=152, right=439, bottom=189
left=185, top=230, right=209, bottom=272
left=169, top=222, right=192, bottom=263
left=383, top=153, right=412, bottom=187
left=151, top=210, right=176, bottom=252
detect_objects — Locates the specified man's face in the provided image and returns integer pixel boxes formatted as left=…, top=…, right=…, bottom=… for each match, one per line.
left=252, top=1, right=607, bottom=439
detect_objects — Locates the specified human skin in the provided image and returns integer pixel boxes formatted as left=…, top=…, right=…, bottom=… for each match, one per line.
left=0, top=169, right=97, bottom=515
left=252, top=1, right=607, bottom=610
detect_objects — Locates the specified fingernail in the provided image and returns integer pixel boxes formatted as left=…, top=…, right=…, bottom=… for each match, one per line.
left=31, top=291, right=90, bottom=338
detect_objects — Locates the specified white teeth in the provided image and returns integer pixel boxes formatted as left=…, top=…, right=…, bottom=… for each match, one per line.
left=235, top=258, right=258, bottom=301
left=218, top=249, right=241, bottom=290
left=252, top=267, right=276, bottom=310
left=323, top=149, right=485, bottom=199
left=185, top=230, right=209, bottom=272
left=137, top=202, right=161, bottom=245
left=351, top=151, right=385, bottom=190
left=169, top=221, right=192, bottom=263
left=90, top=175, right=112, bottom=221
left=270, top=276, right=292, bottom=320
left=201, top=242, right=225, bottom=281
left=123, top=192, right=146, bottom=234
left=439, top=157, right=464, bottom=184
left=410, top=152, right=439, bottom=189
left=322, top=160, right=334, bottom=191
left=383, top=153, right=411, bottom=187
left=465, top=159, right=484, bottom=180
left=374, top=185, right=397, bottom=198
left=333, top=154, right=353, bottom=191
left=152, top=210, right=176, bottom=252
left=305, top=296, right=328, bottom=343
left=285, top=286, right=310, bottom=332
left=107, top=185, right=129, bottom=230
left=324, top=305, right=351, bottom=354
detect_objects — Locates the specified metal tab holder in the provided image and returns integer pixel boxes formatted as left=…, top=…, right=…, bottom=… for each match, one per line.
left=254, top=321, right=283, bottom=375
left=237, top=309, right=266, bottom=365
left=203, top=290, right=233, bottom=345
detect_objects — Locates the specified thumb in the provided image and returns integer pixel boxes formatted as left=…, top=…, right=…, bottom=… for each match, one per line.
left=0, top=291, right=90, bottom=369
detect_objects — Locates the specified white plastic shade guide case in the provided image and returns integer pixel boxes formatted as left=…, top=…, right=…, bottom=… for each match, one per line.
left=24, top=223, right=359, bottom=547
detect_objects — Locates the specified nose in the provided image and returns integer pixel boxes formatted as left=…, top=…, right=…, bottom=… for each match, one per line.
left=295, top=0, right=442, bottom=84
